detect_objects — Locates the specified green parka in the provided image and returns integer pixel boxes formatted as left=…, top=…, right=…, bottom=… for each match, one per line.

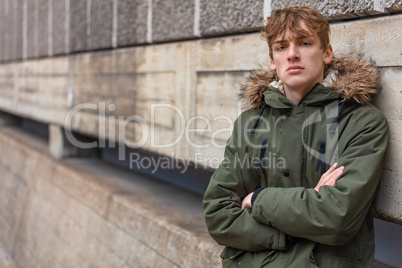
left=203, top=55, right=389, bottom=267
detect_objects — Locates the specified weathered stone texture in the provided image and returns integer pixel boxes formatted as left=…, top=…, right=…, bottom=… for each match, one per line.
left=0, top=2, right=3, bottom=62
left=38, top=0, right=49, bottom=57
left=7, top=0, right=15, bottom=61
left=200, top=0, right=264, bottom=36
left=2, top=0, right=10, bottom=62
left=27, top=0, right=38, bottom=59
left=13, top=0, right=24, bottom=61
left=0, top=126, right=223, bottom=267
left=117, top=0, right=148, bottom=47
left=52, top=0, right=67, bottom=55
left=330, top=16, right=401, bottom=67
left=0, top=15, right=400, bottom=223
left=152, top=0, right=195, bottom=42
left=70, top=0, right=87, bottom=52
left=88, top=0, right=113, bottom=50
left=0, top=241, right=16, bottom=268
left=272, top=0, right=376, bottom=19
left=385, top=0, right=402, bottom=11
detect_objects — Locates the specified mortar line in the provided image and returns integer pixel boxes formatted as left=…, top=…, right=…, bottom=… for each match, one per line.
left=264, top=0, right=271, bottom=20
left=147, top=0, right=152, bottom=43
left=112, top=0, right=118, bottom=48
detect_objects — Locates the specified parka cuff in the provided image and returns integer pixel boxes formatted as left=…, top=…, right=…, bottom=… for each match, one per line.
left=250, top=188, right=271, bottom=224
left=251, top=187, right=266, bottom=207
left=278, top=229, right=288, bottom=250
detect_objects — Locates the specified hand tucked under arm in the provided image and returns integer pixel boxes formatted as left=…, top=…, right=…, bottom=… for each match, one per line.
left=314, top=163, right=344, bottom=192
left=241, top=192, right=254, bottom=209
left=241, top=163, right=344, bottom=210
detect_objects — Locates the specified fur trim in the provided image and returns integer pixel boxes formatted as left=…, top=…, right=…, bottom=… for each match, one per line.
left=241, top=55, right=380, bottom=109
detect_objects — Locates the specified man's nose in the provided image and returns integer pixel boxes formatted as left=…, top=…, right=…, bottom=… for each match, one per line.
left=287, top=44, right=300, bottom=61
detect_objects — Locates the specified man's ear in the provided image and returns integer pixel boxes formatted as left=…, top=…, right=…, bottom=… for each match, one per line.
left=269, top=55, right=276, bottom=71
left=324, top=44, right=333, bottom=64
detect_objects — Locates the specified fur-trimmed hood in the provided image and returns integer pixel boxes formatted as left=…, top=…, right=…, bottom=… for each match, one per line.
left=242, top=55, right=380, bottom=109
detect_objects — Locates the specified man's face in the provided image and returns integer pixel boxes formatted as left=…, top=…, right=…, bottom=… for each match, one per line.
left=269, top=23, right=333, bottom=93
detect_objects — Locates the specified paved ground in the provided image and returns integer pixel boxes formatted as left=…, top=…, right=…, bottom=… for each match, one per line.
left=0, top=242, right=15, bottom=268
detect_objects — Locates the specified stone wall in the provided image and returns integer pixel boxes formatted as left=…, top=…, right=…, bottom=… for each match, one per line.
left=0, top=15, right=401, bottom=224
left=1, top=0, right=401, bottom=62
left=0, top=125, right=221, bottom=267
left=0, top=0, right=401, bottom=267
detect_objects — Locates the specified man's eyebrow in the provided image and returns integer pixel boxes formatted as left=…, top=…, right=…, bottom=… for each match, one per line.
left=297, top=35, right=315, bottom=40
left=272, top=35, right=315, bottom=44
left=272, top=39, right=287, bottom=45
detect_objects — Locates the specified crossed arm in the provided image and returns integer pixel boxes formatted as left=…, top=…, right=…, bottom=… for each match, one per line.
left=241, top=163, right=345, bottom=209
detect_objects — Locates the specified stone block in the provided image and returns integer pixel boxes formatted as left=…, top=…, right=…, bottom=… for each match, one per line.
left=52, top=0, right=67, bottom=55
left=38, top=0, right=49, bottom=57
left=200, top=0, right=264, bottom=36
left=13, top=0, right=24, bottom=61
left=6, top=0, right=15, bottom=61
left=385, top=0, right=402, bottom=11
left=0, top=1, right=3, bottom=62
left=88, top=0, right=113, bottom=50
left=271, top=0, right=379, bottom=19
left=2, top=0, right=10, bottom=62
left=69, top=0, right=87, bottom=52
left=374, top=170, right=402, bottom=224
left=373, top=68, right=402, bottom=120
left=152, top=0, right=195, bottom=42
left=117, top=0, right=148, bottom=47
left=27, top=0, right=38, bottom=59
left=330, top=16, right=402, bottom=67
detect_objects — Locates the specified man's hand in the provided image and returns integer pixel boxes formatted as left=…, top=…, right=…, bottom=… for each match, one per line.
left=241, top=192, right=254, bottom=209
left=241, top=163, right=344, bottom=209
left=314, top=163, right=344, bottom=192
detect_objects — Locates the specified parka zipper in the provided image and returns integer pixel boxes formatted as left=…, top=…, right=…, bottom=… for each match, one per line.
left=315, top=142, right=326, bottom=176
left=257, top=139, right=268, bottom=186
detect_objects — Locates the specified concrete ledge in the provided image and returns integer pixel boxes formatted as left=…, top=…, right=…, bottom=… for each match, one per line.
left=0, top=126, right=222, bottom=267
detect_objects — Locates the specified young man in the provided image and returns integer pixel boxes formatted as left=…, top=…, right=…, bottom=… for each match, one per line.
left=203, top=7, right=389, bottom=268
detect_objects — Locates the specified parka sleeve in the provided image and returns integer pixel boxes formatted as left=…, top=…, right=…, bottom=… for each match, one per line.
left=250, top=109, right=389, bottom=246
left=203, top=118, right=288, bottom=251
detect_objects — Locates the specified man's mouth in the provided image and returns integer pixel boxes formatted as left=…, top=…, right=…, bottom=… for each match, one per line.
left=286, top=65, right=304, bottom=73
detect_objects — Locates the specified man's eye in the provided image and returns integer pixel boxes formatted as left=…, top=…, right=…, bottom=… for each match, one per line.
left=301, top=42, right=311, bottom=46
left=276, top=46, right=286, bottom=51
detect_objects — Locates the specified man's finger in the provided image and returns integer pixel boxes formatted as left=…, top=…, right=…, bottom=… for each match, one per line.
left=321, top=162, right=338, bottom=179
